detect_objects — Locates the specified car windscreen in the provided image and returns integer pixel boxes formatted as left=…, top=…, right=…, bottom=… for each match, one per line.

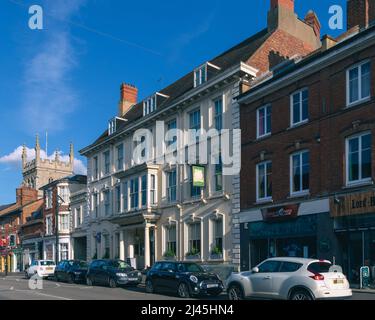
left=111, top=261, right=131, bottom=270
left=73, top=261, right=88, bottom=268
left=40, top=261, right=55, bottom=266
left=177, top=263, right=203, bottom=273
left=308, top=262, right=332, bottom=274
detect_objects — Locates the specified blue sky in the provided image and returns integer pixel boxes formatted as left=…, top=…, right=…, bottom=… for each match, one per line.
left=0, top=0, right=346, bottom=204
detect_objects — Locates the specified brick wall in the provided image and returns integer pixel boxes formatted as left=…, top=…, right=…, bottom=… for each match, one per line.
left=240, top=45, right=375, bottom=209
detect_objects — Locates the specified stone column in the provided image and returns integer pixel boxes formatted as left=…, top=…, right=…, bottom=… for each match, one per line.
left=144, top=224, right=151, bottom=268
left=119, top=231, right=125, bottom=260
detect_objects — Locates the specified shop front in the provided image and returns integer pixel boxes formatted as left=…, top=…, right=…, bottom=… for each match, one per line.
left=239, top=199, right=336, bottom=271
left=332, top=189, right=375, bottom=284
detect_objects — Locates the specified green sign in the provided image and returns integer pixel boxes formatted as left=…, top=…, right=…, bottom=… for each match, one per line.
left=192, top=166, right=205, bottom=187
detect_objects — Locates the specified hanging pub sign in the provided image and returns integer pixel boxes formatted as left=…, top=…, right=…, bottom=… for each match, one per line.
left=330, top=190, right=375, bottom=218
left=261, top=204, right=300, bottom=222
left=192, top=166, right=205, bottom=188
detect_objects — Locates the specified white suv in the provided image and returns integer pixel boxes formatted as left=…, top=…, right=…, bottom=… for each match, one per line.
left=25, top=260, right=56, bottom=279
left=226, top=258, right=352, bottom=300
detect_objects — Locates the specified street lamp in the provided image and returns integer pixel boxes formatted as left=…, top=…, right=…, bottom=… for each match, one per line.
left=55, top=194, right=65, bottom=264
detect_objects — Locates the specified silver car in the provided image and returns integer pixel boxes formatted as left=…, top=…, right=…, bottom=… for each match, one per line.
left=226, top=258, right=352, bottom=300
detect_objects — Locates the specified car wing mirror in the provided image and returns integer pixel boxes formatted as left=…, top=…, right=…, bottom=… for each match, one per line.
left=252, top=267, right=260, bottom=273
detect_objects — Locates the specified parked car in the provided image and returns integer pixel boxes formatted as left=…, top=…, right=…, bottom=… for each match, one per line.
left=226, top=258, right=352, bottom=300
left=25, top=260, right=56, bottom=279
left=145, top=261, right=224, bottom=298
left=86, top=259, right=142, bottom=288
left=54, top=260, right=88, bottom=283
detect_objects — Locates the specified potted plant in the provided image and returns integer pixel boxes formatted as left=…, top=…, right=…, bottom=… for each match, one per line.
left=210, top=246, right=223, bottom=260
left=186, top=247, right=201, bottom=259
left=163, top=249, right=176, bottom=260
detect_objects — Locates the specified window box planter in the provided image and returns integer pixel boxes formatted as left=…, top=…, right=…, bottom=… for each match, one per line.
left=210, top=253, right=223, bottom=260
left=186, top=254, right=201, bottom=260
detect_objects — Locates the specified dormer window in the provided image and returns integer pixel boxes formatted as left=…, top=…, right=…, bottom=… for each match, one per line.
left=194, top=62, right=221, bottom=88
left=108, top=117, right=127, bottom=135
left=143, top=95, right=156, bottom=116
left=108, top=118, right=117, bottom=135
left=194, top=64, right=207, bottom=87
left=143, top=92, right=169, bottom=117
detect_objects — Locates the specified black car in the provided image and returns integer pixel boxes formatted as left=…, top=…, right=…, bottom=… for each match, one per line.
left=145, top=261, right=224, bottom=298
left=54, top=260, right=88, bottom=283
left=86, top=259, right=142, bottom=288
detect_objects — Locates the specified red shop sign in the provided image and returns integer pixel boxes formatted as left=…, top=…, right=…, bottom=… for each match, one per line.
left=262, top=204, right=300, bottom=222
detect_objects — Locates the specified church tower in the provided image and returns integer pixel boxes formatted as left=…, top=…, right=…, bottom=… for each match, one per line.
left=22, top=135, right=75, bottom=197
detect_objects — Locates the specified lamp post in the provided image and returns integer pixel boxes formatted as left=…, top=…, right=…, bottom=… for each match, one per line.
left=55, top=194, right=65, bottom=264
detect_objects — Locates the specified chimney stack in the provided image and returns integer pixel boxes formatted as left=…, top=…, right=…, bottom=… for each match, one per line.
left=118, top=83, right=138, bottom=117
left=347, top=0, right=375, bottom=30
left=305, top=11, right=321, bottom=37
left=271, top=0, right=294, bottom=11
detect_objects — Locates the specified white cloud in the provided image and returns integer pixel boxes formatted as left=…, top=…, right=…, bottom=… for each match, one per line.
left=20, top=0, right=86, bottom=133
left=0, top=146, right=87, bottom=175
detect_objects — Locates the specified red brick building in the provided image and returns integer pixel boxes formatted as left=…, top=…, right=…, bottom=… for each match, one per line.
left=237, top=0, right=375, bottom=283
left=0, top=187, right=43, bottom=272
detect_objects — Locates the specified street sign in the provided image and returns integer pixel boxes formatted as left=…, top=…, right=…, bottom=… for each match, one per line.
left=360, top=266, right=371, bottom=289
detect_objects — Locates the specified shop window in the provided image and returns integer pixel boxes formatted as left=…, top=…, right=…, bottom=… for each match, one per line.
left=60, top=243, right=69, bottom=261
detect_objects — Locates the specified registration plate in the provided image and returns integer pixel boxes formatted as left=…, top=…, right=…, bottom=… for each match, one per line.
left=333, top=279, right=344, bottom=284
left=128, top=278, right=139, bottom=281
left=207, top=284, right=219, bottom=288
left=46, top=267, right=53, bottom=271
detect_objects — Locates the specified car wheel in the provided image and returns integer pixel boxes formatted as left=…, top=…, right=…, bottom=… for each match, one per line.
left=86, top=277, right=93, bottom=286
left=68, top=274, right=75, bottom=284
left=145, top=280, right=154, bottom=294
left=290, top=289, right=313, bottom=301
left=108, top=278, right=117, bottom=289
left=55, top=274, right=60, bottom=282
left=177, top=282, right=190, bottom=299
left=228, top=285, right=244, bottom=301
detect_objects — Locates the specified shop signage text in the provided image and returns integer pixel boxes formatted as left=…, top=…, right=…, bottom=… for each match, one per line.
left=331, top=191, right=375, bottom=218
left=262, top=204, right=299, bottom=222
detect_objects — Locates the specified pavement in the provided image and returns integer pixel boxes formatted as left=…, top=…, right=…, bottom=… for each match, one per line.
left=0, top=274, right=374, bottom=300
